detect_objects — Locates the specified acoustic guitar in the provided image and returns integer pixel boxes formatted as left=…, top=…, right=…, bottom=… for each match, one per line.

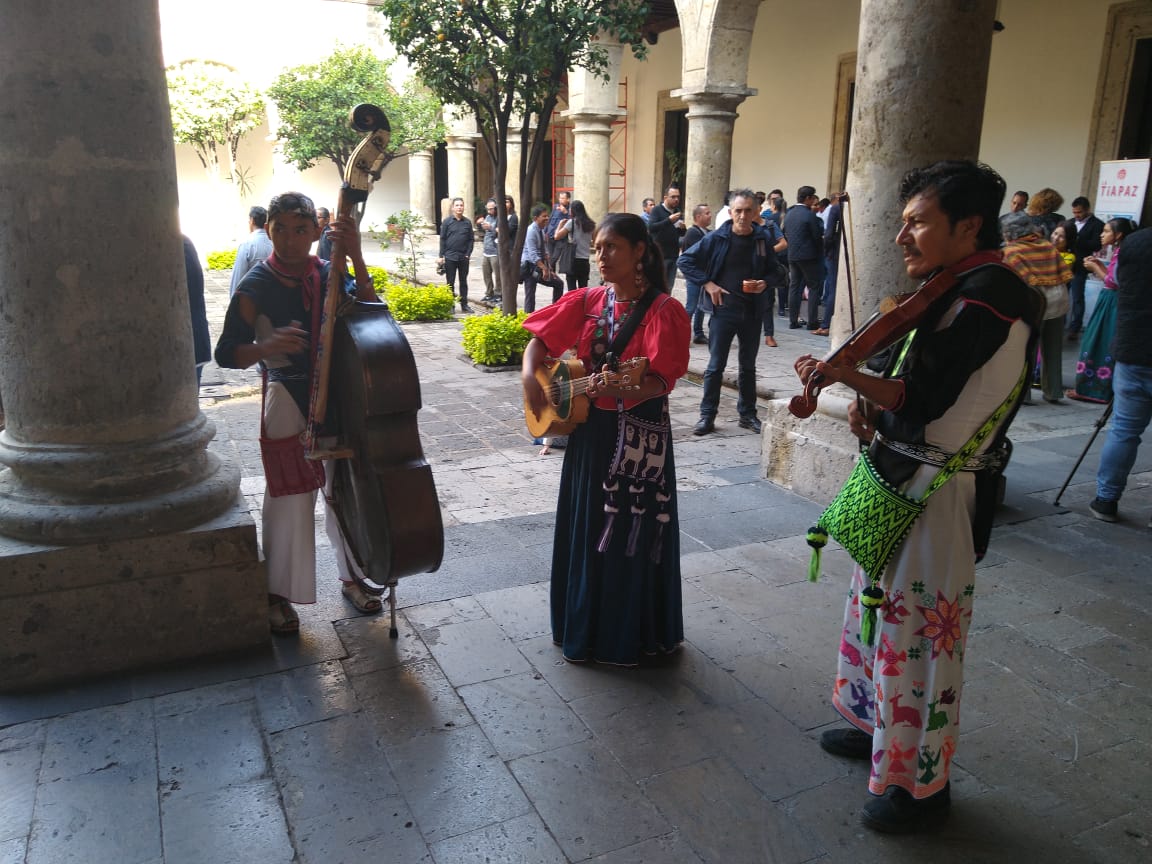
left=525, top=356, right=648, bottom=437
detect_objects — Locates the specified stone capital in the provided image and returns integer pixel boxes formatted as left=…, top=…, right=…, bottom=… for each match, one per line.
left=671, top=86, right=757, bottom=119
left=563, top=110, right=624, bottom=136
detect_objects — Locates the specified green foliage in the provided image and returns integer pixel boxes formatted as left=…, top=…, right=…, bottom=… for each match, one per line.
left=461, top=311, right=532, bottom=366
left=206, top=249, right=238, bottom=270
left=350, top=263, right=390, bottom=287
left=375, top=0, right=647, bottom=312
left=266, top=45, right=446, bottom=180
left=386, top=280, right=456, bottom=322
left=377, top=2, right=646, bottom=130
left=370, top=210, right=432, bottom=283
left=166, top=60, right=264, bottom=192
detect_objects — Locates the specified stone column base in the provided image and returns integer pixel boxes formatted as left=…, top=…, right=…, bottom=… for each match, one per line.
left=761, top=392, right=861, bottom=503
left=0, top=494, right=267, bottom=692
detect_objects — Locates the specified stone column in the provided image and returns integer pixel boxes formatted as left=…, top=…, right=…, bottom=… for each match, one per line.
left=444, top=108, right=480, bottom=216
left=408, top=148, right=436, bottom=229
left=671, top=88, right=755, bottom=223
left=762, top=0, right=999, bottom=502
left=565, top=39, right=624, bottom=220
left=0, top=0, right=263, bottom=689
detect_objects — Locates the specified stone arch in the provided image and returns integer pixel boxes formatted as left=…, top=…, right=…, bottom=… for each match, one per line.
left=675, top=0, right=762, bottom=92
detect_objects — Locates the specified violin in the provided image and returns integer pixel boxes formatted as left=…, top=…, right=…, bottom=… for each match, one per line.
left=788, top=250, right=1004, bottom=418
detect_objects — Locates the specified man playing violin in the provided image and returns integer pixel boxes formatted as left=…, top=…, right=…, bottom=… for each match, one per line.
left=796, top=161, right=1043, bottom=833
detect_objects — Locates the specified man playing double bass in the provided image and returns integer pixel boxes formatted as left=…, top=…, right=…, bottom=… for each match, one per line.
left=795, top=161, right=1042, bottom=833
left=215, top=192, right=382, bottom=635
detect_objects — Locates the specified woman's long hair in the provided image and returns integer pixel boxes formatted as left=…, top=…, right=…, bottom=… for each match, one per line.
left=570, top=200, right=596, bottom=234
left=596, top=213, right=669, bottom=295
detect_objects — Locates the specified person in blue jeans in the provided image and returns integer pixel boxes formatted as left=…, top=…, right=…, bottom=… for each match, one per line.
left=678, top=189, right=781, bottom=436
left=680, top=202, right=712, bottom=344
left=1091, top=227, right=1152, bottom=526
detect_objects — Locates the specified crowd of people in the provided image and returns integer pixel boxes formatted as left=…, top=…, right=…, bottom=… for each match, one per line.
left=207, top=161, right=1145, bottom=837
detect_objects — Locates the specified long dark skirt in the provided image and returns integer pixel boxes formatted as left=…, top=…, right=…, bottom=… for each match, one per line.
left=551, top=399, right=684, bottom=665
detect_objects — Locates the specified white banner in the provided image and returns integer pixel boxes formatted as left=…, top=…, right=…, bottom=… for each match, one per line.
left=1096, top=159, right=1150, bottom=224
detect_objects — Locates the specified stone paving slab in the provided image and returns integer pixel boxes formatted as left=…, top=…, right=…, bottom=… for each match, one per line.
left=0, top=266, right=1149, bottom=863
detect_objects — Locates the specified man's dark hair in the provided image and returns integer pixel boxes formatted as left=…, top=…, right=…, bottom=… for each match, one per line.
left=796, top=185, right=817, bottom=201
left=642, top=197, right=655, bottom=208
left=249, top=206, right=268, bottom=228
left=1012, top=190, right=1029, bottom=202
left=899, top=160, right=1007, bottom=251
left=818, top=198, right=830, bottom=208
left=530, top=203, right=549, bottom=219
left=1071, top=196, right=1091, bottom=210
left=665, top=185, right=681, bottom=197
left=730, top=187, right=757, bottom=205
left=769, top=189, right=783, bottom=197
left=267, top=191, right=318, bottom=226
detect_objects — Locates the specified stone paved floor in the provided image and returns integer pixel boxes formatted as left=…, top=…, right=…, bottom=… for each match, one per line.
left=1, top=261, right=1149, bottom=864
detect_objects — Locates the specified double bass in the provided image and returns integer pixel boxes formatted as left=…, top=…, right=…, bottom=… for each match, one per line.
left=304, top=104, right=443, bottom=637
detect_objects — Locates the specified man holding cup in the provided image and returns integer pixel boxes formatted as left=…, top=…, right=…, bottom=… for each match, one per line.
left=679, top=188, right=782, bottom=435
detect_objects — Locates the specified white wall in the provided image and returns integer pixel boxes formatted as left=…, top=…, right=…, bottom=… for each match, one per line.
left=160, top=0, right=412, bottom=255
left=621, top=0, right=1125, bottom=217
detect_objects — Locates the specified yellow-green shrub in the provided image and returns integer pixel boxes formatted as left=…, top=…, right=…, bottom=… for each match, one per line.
left=461, top=311, right=532, bottom=366
left=386, top=279, right=455, bottom=321
left=207, top=249, right=238, bottom=270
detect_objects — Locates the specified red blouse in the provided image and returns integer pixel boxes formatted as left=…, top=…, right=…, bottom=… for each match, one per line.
left=523, top=286, right=691, bottom=411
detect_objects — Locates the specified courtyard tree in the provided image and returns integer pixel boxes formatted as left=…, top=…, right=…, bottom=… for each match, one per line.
left=375, top=0, right=648, bottom=313
left=166, top=59, right=264, bottom=195
left=266, top=45, right=446, bottom=184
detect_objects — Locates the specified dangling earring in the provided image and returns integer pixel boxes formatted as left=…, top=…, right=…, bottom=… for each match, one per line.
left=634, top=260, right=645, bottom=293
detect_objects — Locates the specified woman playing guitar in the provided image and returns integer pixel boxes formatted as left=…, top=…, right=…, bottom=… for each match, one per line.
left=521, top=213, right=690, bottom=666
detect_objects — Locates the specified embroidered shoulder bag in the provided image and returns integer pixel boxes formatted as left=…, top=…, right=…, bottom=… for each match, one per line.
left=805, top=364, right=1026, bottom=645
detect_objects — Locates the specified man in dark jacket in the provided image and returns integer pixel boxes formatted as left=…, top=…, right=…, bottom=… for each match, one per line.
left=648, top=185, right=686, bottom=290
left=1066, top=196, right=1105, bottom=339
left=1091, top=228, right=1152, bottom=525
left=183, top=235, right=211, bottom=387
left=678, top=189, right=779, bottom=436
left=438, top=196, right=476, bottom=312
left=784, top=185, right=826, bottom=333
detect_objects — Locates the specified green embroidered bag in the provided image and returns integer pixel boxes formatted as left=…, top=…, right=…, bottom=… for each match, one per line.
left=806, top=364, right=1027, bottom=645
left=810, top=449, right=923, bottom=585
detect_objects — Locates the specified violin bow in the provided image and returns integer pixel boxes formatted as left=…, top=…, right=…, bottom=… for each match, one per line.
left=840, top=193, right=869, bottom=445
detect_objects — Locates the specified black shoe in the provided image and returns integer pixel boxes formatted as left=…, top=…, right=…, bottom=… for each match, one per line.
left=819, top=728, right=872, bottom=759
left=789, top=323, right=802, bottom=330
left=692, top=334, right=708, bottom=345
left=797, top=319, right=807, bottom=328
left=737, top=415, right=762, bottom=434
left=860, top=783, right=951, bottom=834
left=1089, top=497, right=1118, bottom=522
left=460, top=304, right=472, bottom=313
left=693, top=417, right=715, bottom=436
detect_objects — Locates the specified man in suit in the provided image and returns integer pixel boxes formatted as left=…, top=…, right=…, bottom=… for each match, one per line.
left=1066, top=196, right=1104, bottom=339
left=648, top=185, right=686, bottom=290
left=783, top=185, right=826, bottom=333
